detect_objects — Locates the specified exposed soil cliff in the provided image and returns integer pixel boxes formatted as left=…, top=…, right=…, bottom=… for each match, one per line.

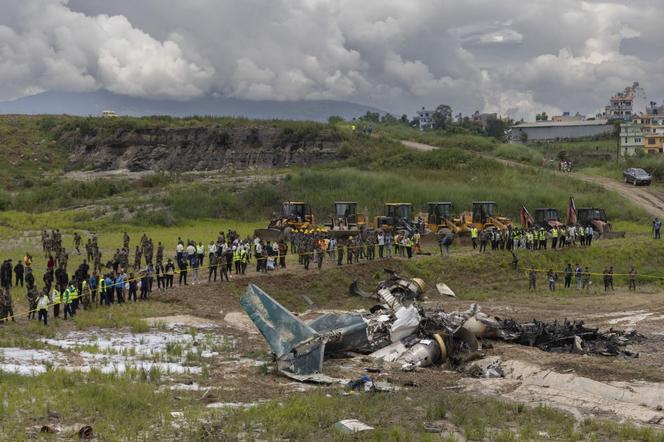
left=61, top=125, right=343, bottom=172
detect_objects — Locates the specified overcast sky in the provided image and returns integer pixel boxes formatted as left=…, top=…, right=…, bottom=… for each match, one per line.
left=2, top=0, right=663, bottom=119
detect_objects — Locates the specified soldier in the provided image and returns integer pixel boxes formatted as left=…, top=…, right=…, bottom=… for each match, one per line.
left=607, top=266, right=614, bottom=291
left=74, top=232, right=81, bottom=255
left=134, top=246, right=142, bottom=271
left=85, top=239, right=93, bottom=262
left=61, top=248, right=69, bottom=272
left=123, top=231, right=130, bottom=249
left=547, top=269, right=557, bottom=291
left=3, top=288, right=15, bottom=323
left=26, top=282, right=39, bottom=319
left=528, top=266, right=537, bottom=290
left=582, top=267, right=591, bottom=290
left=93, top=250, right=102, bottom=273
left=156, top=242, right=164, bottom=265
left=628, top=267, right=637, bottom=291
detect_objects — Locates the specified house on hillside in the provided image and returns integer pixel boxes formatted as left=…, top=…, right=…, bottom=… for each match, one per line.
left=509, top=120, right=613, bottom=143
left=635, top=114, right=664, bottom=154
left=619, top=122, right=643, bottom=156
left=471, top=111, right=498, bottom=130
left=604, top=82, right=647, bottom=121
left=417, top=107, right=434, bottom=131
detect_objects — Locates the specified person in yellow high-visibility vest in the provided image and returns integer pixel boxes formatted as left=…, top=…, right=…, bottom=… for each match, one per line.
left=63, top=285, right=73, bottom=320
left=470, top=227, right=479, bottom=249
left=69, top=283, right=79, bottom=315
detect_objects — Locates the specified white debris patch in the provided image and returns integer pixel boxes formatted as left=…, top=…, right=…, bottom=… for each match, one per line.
left=0, top=325, right=230, bottom=377
left=462, top=359, right=664, bottom=425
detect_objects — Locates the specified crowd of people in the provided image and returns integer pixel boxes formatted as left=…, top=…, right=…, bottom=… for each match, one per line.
left=470, top=224, right=596, bottom=252
left=528, top=264, right=638, bottom=292
left=0, top=220, right=637, bottom=327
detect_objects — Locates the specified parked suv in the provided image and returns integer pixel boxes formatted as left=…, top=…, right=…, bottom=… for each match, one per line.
left=623, top=168, right=652, bottom=186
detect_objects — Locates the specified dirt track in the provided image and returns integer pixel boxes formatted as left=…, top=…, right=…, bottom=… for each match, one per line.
left=402, top=140, right=664, bottom=219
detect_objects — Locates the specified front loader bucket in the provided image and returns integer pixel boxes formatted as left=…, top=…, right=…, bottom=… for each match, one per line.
left=420, top=232, right=441, bottom=251
left=253, top=228, right=284, bottom=242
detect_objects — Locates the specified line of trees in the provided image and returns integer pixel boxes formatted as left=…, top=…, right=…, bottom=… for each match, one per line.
left=338, top=104, right=513, bottom=141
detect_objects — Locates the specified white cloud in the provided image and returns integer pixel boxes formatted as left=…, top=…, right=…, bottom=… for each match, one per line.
left=2, top=0, right=664, bottom=120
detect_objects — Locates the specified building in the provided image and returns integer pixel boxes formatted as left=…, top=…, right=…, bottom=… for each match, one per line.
left=619, top=122, right=643, bottom=156
left=471, top=111, right=498, bottom=130
left=604, top=82, right=647, bottom=121
left=416, top=107, right=434, bottom=131
left=101, top=110, right=118, bottom=118
left=551, top=112, right=585, bottom=122
left=634, top=114, right=664, bottom=154
left=646, top=101, right=664, bottom=116
left=509, top=120, right=613, bottom=143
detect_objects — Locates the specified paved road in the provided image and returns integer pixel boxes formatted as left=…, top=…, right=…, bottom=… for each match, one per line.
left=402, top=140, right=664, bottom=219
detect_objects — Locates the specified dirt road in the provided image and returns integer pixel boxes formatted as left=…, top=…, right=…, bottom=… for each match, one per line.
left=402, top=140, right=664, bottom=219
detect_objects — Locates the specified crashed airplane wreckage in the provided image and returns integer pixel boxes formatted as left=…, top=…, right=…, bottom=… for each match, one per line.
left=240, top=273, right=642, bottom=376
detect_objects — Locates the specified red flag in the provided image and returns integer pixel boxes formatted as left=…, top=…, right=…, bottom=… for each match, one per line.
left=520, top=206, right=534, bottom=228
left=567, top=196, right=577, bottom=225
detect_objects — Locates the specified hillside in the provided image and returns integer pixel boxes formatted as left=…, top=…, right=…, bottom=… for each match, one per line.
left=0, top=115, right=648, bottom=231
left=0, top=90, right=385, bottom=122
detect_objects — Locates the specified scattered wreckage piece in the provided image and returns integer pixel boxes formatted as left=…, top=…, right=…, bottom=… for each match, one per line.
left=335, top=419, right=374, bottom=433
left=436, top=283, right=456, bottom=298
left=349, top=269, right=426, bottom=309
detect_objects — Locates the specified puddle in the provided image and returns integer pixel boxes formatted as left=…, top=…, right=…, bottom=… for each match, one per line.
left=463, top=359, right=664, bottom=424
left=1, top=327, right=228, bottom=377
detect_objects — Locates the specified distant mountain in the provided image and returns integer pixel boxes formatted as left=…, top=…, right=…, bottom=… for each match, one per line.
left=0, top=90, right=385, bottom=122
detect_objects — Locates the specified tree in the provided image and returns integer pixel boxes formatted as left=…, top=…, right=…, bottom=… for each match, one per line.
left=328, top=115, right=344, bottom=125
left=432, top=104, right=453, bottom=129
left=485, top=118, right=511, bottom=140
left=400, top=114, right=409, bottom=124
left=535, top=112, right=548, bottom=121
left=359, top=111, right=380, bottom=123
left=381, top=113, right=397, bottom=124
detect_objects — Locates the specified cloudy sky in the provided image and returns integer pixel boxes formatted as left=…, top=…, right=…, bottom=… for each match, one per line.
left=1, top=0, right=663, bottom=119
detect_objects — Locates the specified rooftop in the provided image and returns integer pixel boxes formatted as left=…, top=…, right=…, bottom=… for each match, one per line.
left=513, top=120, right=609, bottom=129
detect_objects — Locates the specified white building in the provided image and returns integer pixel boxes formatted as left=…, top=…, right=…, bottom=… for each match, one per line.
left=416, top=108, right=434, bottom=131
left=619, top=122, right=643, bottom=156
left=509, top=120, right=613, bottom=143
left=604, top=82, right=647, bottom=121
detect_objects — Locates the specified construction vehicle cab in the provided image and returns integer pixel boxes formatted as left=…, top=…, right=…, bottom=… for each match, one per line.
left=426, top=202, right=459, bottom=234
left=534, top=208, right=563, bottom=229
left=577, top=208, right=607, bottom=225
left=375, top=203, right=414, bottom=232
left=467, top=201, right=513, bottom=231
left=326, top=202, right=367, bottom=235
left=281, top=201, right=312, bottom=224
left=472, top=201, right=496, bottom=225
